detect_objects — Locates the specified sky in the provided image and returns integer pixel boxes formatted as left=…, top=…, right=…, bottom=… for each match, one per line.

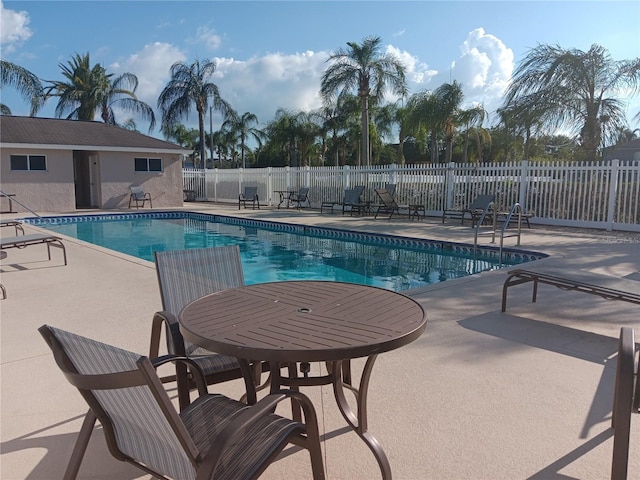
left=2, top=0, right=640, bottom=142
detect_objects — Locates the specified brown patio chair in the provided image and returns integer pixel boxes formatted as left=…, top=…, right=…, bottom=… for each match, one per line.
left=341, top=186, right=366, bottom=216
left=289, top=187, right=311, bottom=209
left=373, top=188, right=405, bottom=219
left=611, top=326, right=639, bottom=480
left=239, top=186, right=260, bottom=209
left=39, top=324, right=325, bottom=480
left=151, top=245, right=267, bottom=410
left=442, top=194, right=495, bottom=226
left=128, top=185, right=152, bottom=209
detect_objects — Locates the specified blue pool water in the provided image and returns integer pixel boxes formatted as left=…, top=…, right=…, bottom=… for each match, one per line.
left=24, top=212, right=543, bottom=292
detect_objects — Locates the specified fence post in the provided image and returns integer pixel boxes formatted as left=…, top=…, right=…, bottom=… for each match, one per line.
left=606, top=159, right=620, bottom=231
left=519, top=160, right=529, bottom=212
left=267, top=167, right=273, bottom=207
left=285, top=166, right=291, bottom=191
left=344, top=165, right=351, bottom=188
left=305, top=165, right=311, bottom=187
left=445, top=162, right=456, bottom=209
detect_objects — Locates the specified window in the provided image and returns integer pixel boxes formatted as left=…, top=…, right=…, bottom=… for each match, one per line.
left=134, top=157, right=162, bottom=172
left=10, top=154, right=47, bottom=171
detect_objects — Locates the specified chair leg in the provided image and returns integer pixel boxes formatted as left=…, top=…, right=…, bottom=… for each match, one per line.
left=63, top=409, right=97, bottom=480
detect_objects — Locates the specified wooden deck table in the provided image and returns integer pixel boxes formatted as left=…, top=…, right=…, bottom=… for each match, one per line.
left=179, top=280, right=426, bottom=479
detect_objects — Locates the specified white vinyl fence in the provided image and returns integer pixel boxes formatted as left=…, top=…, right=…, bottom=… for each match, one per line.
left=183, top=160, right=640, bottom=232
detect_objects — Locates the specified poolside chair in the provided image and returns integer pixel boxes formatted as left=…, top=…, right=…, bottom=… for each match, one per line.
left=128, top=185, right=152, bottom=209
left=341, top=186, right=366, bottom=216
left=611, top=327, right=639, bottom=480
left=385, top=183, right=397, bottom=199
left=39, top=324, right=325, bottom=480
left=442, top=194, right=495, bottom=226
left=289, top=187, right=311, bottom=209
left=0, top=220, right=24, bottom=235
left=373, top=188, right=405, bottom=219
left=238, top=186, right=260, bottom=209
left=152, top=245, right=267, bottom=410
left=0, top=233, right=67, bottom=265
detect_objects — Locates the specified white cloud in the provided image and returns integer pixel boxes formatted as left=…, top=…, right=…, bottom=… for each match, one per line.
left=110, top=42, right=186, bottom=105
left=188, top=26, right=222, bottom=51
left=212, top=50, right=329, bottom=125
left=451, top=28, right=514, bottom=115
left=386, top=45, right=438, bottom=89
left=0, top=1, right=32, bottom=53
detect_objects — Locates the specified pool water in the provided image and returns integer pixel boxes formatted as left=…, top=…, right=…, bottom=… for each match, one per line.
left=26, top=212, right=543, bottom=292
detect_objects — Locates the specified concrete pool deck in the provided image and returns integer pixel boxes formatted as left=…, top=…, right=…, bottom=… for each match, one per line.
left=1, top=204, right=639, bottom=479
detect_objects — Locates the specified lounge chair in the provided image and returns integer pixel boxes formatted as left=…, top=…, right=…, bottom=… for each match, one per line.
left=39, top=324, right=325, bottom=480
left=611, top=327, right=639, bottom=480
left=289, top=187, right=311, bottom=209
left=151, top=245, right=266, bottom=410
left=373, top=188, right=406, bottom=219
left=0, top=233, right=67, bottom=265
left=385, top=183, right=396, bottom=198
left=341, top=186, right=366, bottom=216
left=442, top=194, right=495, bottom=226
left=0, top=220, right=24, bottom=235
left=501, top=266, right=640, bottom=312
left=238, top=186, right=260, bottom=209
left=128, top=185, right=152, bottom=209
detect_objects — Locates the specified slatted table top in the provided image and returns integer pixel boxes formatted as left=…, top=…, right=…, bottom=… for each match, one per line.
left=179, top=281, right=427, bottom=363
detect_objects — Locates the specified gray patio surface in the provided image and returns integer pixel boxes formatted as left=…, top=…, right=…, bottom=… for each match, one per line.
left=1, top=204, right=638, bottom=480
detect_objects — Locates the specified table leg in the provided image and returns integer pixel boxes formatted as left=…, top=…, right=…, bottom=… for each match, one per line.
left=331, top=356, right=392, bottom=480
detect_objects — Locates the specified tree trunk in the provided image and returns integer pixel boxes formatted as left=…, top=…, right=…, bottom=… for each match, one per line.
left=361, top=95, right=370, bottom=167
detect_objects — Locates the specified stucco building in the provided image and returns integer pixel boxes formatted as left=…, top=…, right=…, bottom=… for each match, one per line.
left=0, top=116, right=190, bottom=213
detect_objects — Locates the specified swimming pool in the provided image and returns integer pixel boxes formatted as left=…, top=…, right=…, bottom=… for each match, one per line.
left=24, top=212, right=544, bottom=292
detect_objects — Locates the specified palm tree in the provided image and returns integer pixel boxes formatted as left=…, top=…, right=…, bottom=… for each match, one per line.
left=44, top=53, right=155, bottom=131
left=458, top=105, right=489, bottom=163
left=158, top=59, right=231, bottom=168
left=320, top=35, right=407, bottom=166
left=503, top=43, right=640, bottom=161
left=221, top=111, right=265, bottom=168
left=0, top=60, right=45, bottom=115
left=98, top=73, right=155, bottom=132
left=434, top=81, right=464, bottom=163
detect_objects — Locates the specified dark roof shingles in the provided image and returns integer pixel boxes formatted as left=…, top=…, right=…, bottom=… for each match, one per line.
left=0, top=116, right=184, bottom=151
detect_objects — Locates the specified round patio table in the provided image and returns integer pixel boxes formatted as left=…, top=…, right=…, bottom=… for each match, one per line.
left=179, top=280, right=426, bottom=480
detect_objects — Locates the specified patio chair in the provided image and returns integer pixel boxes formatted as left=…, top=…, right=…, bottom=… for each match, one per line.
left=289, top=187, right=311, bottom=209
left=385, top=183, right=397, bottom=198
left=442, top=194, right=494, bottom=226
left=128, top=185, right=152, bottom=209
left=611, top=327, right=639, bottom=480
left=152, top=245, right=266, bottom=410
left=39, top=324, right=325, bottom=480
left=341, top=186, right=366, bottom=216
left=0, top=233, right=67, bottom=265
left=373, top=188, right=405, bottom=219
left=239, top=186, right=260, bottom=209
left=0, top=220, right=24, bottom=235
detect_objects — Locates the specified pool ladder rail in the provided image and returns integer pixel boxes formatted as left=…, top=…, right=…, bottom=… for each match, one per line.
left=473, top=202, right=524, bottom=265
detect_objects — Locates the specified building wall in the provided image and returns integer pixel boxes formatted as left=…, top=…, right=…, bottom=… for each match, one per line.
left=1, top=147, right=184, bottom=213
left=1, top=148, right=76, bottom=213
left=97, top=151, right=184, bottom=209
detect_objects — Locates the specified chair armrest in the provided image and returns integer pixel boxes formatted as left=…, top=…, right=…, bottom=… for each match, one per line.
left=150, top=311, right=187, bottom=359
left=150, top=355, right=208, bottom=396
left=196, top=389, right=320, bottom=480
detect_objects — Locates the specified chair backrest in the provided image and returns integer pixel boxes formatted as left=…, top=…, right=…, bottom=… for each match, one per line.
left=297, top=187, right=310, bottom=200
left=39, top=325, right=198, bottom=480
left=243, top=186, right=258, bottom=199
left=385, top=183, right=397, bottom=198
left=130, top=185, right=145, bottom=199
left=375, top=188, right=398, bottom=208
left=470, top=194, right=495, bottom=210
left=344, top=186, right=364, bottom=205
left=155, top=245, right=245, bottom=317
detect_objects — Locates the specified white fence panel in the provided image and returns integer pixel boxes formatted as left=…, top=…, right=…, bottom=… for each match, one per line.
left=183, top=160, right=640, bottom=231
